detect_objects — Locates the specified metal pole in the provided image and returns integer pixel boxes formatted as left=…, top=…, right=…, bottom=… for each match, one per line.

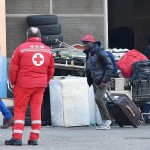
left=104, top=0, right=108, bottom=49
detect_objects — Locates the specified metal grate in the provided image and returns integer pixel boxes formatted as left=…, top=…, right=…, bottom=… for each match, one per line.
left=132, top=80, right=150, bottom=101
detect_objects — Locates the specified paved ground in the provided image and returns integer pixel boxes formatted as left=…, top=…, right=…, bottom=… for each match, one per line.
left=0, top=125, right=150, bottom=150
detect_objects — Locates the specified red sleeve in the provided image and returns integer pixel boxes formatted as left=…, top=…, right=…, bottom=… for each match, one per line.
left=47, top=54, right=55, bottom=83
left=9, top=47, right=20, bottom=85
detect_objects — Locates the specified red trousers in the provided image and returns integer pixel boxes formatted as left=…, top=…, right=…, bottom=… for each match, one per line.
left=12, top=85, right=45, bottom=140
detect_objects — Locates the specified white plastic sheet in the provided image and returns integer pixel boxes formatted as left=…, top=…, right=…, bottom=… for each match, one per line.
left=49, top=76, right=90, bottom=127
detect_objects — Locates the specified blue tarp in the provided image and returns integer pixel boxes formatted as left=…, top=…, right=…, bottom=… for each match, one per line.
left=0, top=48, right=7, bottom=98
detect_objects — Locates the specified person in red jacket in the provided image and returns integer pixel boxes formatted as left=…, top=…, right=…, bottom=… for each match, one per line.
left=5, top=27, right=55, bottom=146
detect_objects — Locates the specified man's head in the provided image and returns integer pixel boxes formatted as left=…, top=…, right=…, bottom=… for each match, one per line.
left=81, top=34, right=94, bottom=50
left=26, top=27, right=41, bottom=39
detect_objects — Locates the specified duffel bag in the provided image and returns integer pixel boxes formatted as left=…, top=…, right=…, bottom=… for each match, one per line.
left=131, top=60, right=150, bottom=80
left=117, top=49, right=148, bottom=78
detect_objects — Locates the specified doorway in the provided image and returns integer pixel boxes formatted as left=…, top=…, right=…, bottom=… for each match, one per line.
left=108, top=0, right=150, bottom=51
left=108, top=0, right=134, bottom=50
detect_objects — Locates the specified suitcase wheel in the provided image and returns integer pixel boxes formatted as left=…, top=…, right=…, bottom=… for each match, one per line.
left=133, top=125, right=138, bottom=128
left=118, top=124, right=124, bottom=128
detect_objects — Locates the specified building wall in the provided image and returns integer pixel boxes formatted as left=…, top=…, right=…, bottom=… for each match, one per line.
left=6, top=0, right=106, bottom=58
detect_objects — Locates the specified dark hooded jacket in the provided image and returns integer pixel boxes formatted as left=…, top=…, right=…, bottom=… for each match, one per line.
left=83, top=41, right=113, bottom=86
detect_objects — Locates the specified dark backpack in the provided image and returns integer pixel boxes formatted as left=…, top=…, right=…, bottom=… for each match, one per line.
left=131, top=60, right=150, bottom=80
left=105, top=51, right=118, bottom=74
left=96, top=50, right=118, bottom=75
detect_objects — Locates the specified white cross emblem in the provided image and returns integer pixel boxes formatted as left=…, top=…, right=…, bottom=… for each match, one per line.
left=32, top=53, right=44, bottom=66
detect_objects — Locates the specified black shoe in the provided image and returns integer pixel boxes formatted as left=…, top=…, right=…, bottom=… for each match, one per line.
left=5, top=138, right=22, bottom=146
left=28, top=140, right=38, bottom=145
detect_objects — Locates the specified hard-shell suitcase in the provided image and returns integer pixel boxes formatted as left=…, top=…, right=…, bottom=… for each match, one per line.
left=105, top=92, right=143, bottom=128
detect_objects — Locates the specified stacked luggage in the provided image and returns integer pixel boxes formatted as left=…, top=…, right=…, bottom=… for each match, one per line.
left=116, top=49, right=150, bottom=102
left=130, top=60, right=150, bottom=123
left=117, top=49, right=148, bottom=78
left=107, top=49, right=149, bottom=127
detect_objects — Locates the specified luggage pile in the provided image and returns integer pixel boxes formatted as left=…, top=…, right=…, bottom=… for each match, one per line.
left=109, top=49, right=149, bottom=126
left=130, top=60, right=150, bottom=123
left=116, top=49, right=150, bottom=102
left=117, top=49, right=148, bottom=78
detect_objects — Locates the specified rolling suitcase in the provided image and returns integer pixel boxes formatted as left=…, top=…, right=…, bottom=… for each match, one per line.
left=105, top=92, right=143, bottom=128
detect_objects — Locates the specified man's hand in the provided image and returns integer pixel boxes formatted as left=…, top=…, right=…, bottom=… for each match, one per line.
left=99, top=82, right=107, bottom=88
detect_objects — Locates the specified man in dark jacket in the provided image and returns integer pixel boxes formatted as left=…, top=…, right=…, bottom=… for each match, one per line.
left=82, top=34, right=113, bottom=130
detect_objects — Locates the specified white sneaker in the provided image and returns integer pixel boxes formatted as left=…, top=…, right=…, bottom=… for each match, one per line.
left=96, top=126, right=110, bottom=130
left=96, top=120, right=111, bottom=130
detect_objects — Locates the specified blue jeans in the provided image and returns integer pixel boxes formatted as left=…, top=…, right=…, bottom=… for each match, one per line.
left=0, top=99, right=13, bottom=120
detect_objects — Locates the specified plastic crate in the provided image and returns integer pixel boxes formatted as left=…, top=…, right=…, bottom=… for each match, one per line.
left=132, top=80, right=150, bottom=101
left=110, top=78, right=131, bottom=91
left=114, top=78, right=125, bottom=91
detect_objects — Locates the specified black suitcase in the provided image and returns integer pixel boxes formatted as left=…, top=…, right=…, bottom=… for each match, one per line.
left=105, top=92, right=143, bottom=128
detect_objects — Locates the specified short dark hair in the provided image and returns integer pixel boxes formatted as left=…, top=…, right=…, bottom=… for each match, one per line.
left=26, top=27, right=41, bottom=38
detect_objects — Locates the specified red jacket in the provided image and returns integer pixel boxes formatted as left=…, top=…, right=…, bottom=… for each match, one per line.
left=9, top=37, right=55, bottom=88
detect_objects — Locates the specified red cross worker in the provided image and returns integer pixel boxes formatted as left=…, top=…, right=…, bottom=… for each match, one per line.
left=5, top=27, right=55, bottom=146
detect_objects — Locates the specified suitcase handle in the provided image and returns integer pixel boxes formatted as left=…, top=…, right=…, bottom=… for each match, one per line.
left=105, top=92, right=114, bottom=103
left=126, top=105, right=135, bottom=116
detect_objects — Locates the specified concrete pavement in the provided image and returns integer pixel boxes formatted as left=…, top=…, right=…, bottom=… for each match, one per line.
left=0, top=125, right=150, bottom=150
